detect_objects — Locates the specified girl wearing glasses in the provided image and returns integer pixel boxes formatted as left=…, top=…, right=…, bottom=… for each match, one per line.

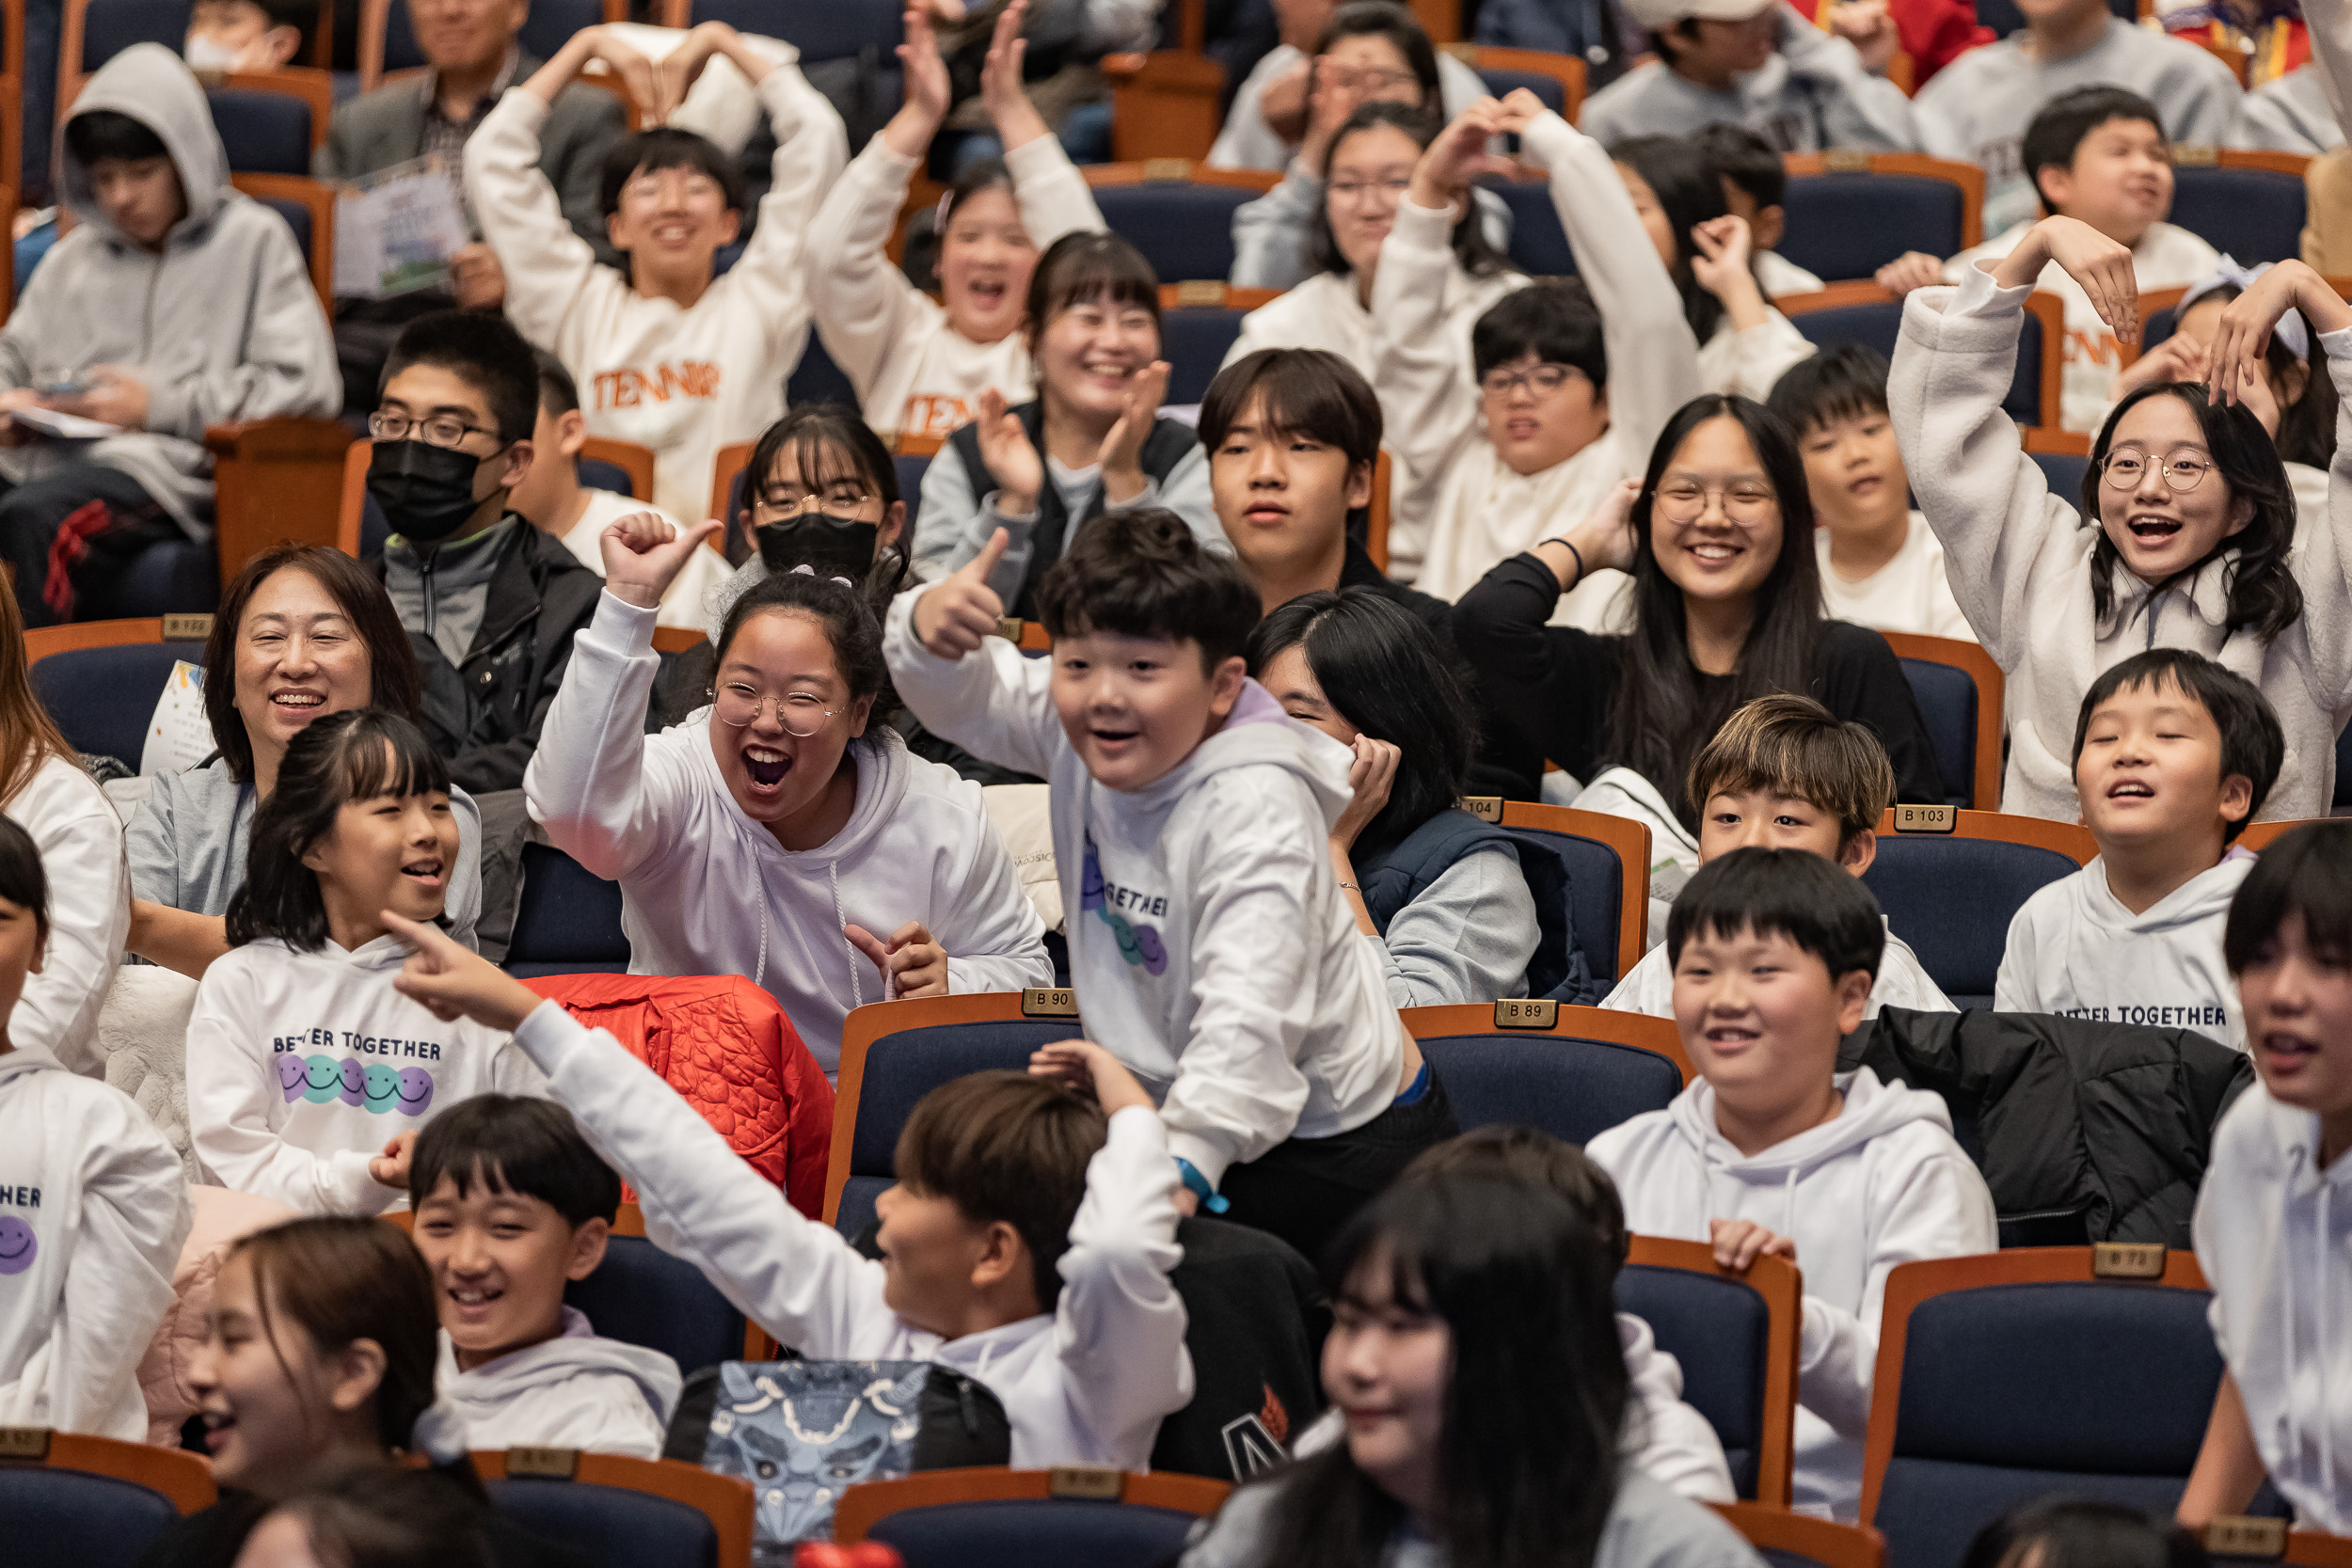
left=524, top=510, right=1052, bottom=1079
left=1889, top=216, right=2352, bottom=822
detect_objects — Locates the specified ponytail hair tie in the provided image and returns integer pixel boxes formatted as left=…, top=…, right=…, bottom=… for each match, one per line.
left=409, top=1401, right=470, bottom=1465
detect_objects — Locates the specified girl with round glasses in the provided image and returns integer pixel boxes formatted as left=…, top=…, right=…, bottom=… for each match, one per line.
left=1889, top=215, right=2351, bottom=822
left=523, top=509, right=1052, bottom=1079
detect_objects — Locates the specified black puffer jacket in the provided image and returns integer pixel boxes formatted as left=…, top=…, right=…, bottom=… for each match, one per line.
left=1841, top=1007, right=2253, bottom=1247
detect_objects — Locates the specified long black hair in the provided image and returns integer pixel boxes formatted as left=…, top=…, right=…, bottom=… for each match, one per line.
left=1307, top=101, right=1507, bottom=282
left=2082, top=383, right=2302, bottom=642
left=1245, top=589, right=1476, bottom=857
left=714, top=568, right=903, bottom=732
left=1610, top=134, right=1732, bottom=346
left=1245, top=1174, right=1628, bottom=1568
left=1610, top=394, right=1825, bottom=823
left=740, top=402, right=911, bottom=595
left=226, top=709, right=452, bottom=952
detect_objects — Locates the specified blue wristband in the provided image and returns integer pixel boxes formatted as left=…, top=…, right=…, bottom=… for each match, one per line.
left=1173, top=1157, right=1230, bottom=1213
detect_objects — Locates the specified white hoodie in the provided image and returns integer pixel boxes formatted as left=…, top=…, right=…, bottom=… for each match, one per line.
left=1994, top=851, right=2250, bottom=1051
left=185, top=936, right=547, bottom=1214
left=8, top=755, right=131, bottom=1077
left=1219, top=264, right=1524, bottom=394
left=1604, top=918, right=1955, bottom=1022
left=0, top=1047, right=190, bottom=1439
left=1586, top=1068, right=1998, bottom=1520
left=524, top=593, right=1053, bottom=1076
left=506, top=999, right=1194, bottom=1468
left=437, top=1305, right=681, bottom=1461
left=2192, top=1082, right=2352, bottom=1532
left=884, top=599, right=1407, bottom=1190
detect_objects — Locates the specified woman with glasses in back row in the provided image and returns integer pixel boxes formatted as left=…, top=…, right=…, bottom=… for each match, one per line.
left=520, top=402, right=1053, bottom=1080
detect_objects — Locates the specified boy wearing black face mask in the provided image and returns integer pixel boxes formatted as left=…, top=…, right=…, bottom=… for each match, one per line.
left=369, top=312, right=601, bottom=799
left=514, top=356, right=728, bottom=635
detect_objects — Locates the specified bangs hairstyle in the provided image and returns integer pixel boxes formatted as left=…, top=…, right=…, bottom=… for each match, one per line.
left=1254, top=1175, right=1628, bottom=1568
left=1609, top=135, right=1733, bottom=345
left=1199, top=348, right=1382, bottom=536
left=65, top=107, right=167, bottom=166
left=1313, top=0, right=1442, bottom=95
left=940, top=156, right=1011, bottom=229
left=1765, top=342, right=1892, bottom=440
left=1666, top=846, right=1886, bottom=981
left=1309, top=101, right=1504, bottom=282
left=535, top=352, right=580, bottom=419
left=381, top=309, right=539, bottom=445
left=1034, top=509, right=1262, bottom=669
left=743, top=402, right=909, bottom=594
left=1025, top=230, right=1161, bottom=348
left=894, top=1070, right=1108, bottom=1310
left=1245, top=589, right=1477, bottom=855
left=2083, top=384, right=2301, bottom=642
left=1471, top=279, right=1606, bottom=387
left=1402, top=1126, right=1629, bottom=1269
left=1693, top=121, right=1785, bottom=209
left=2177, top=283, right=2339, bottom=470
left=2224, top=819, right=2352, bottom=973
left=2069, top=648, right=2283, bottom=842
left=1612, top=396, right=1825, bottom=824
left=225, top=708, right=453, bottom=953
left=1961, top=1499, right=2209, bottom=1568
left=206, top=546, right=422, bottom=784
left=713, top=567, right=902, bottom=728
left=409, top=1095, right=621, bottom=1228
left=598, top=126, right=743, bottom=219
left=0, top=814, right=51, bottom=942
left=2023, top=86, right=2166, bottom=215
left=1686, top=693, right=1896, bottom=850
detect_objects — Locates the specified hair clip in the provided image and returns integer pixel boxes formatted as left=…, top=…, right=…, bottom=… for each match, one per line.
left=787, top=563, right=855, bottom=587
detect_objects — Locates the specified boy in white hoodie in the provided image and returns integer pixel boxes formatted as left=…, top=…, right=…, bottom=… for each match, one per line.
left=409, top=1094, right=680, bottom=1459
left=2179, top=821, right=2352, bottom=1533
left=1994, top=650, right=2284, bottom=1053
left=888, top=509, right=1446, bottom=1263
left=1587, top=847, right=1997, bottom=1521
left=0, top=814, right=191, bottom=1439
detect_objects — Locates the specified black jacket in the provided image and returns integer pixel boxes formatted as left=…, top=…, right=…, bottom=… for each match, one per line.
left=380, top=519, right=601, bottom=796
left=1150, top=1216, right=1329, bottom=1481
left=1842, top=1006, right=2254, bottom=1247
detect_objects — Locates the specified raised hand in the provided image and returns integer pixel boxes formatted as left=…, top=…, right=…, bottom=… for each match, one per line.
left=912, top=527, right=1011, bottom=658
left=1330, top=736, right=1400, bottom=849
left=1406, top=99, right=1510, bottom=214
left=884, top=6, right=954, bottom=156
left=1097, top=360, right=1171, bottom=503
left=1875, top=250, right=1945, bottom=296
left=1028, top=1038, right=1155, bottom=1116
left=845, top=920, right=949, bottom=1000
left=567, top=26, right=661, bottom=120
left=1994, top=216, right=2138, bottom=342
left=384, top=911, right=544, bottom=1033
left=598, top=512, right=724, bottom=610
left=2208, top=261, right=2352, bottom=409
left=1488, top=86, right=1551, bottom=141
left=1709, top=1216, right=1799, bottom=1272
left=1829, top=0, right=1899, bottom=72
left=1262, top=56, right=1313, bottom=148
left=979, top=0, right=1050, bottom=150
left=368, top=1129, right=418, bottom=1190
left=1296, top=56, right=1361, bottom=173
left=974, top=388, right=1044, bottom=515
left=1689, top=214, right=1756, bottom=296
left=2109, top=331, right=2209, bottom=404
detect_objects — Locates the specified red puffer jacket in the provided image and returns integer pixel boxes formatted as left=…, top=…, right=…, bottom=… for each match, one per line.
left=523, top=973, right=835, bottom=1218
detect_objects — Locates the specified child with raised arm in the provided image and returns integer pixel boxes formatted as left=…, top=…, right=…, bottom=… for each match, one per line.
left=807, top=2, right=1108, bottom=446
left=463, top=21, right=849, bottom=526
left=385, top=913, right=1193, bottom=1469
left=1887, top=221, right=2352, bottom=822
left=887, top=510, right=1451, bottom=1262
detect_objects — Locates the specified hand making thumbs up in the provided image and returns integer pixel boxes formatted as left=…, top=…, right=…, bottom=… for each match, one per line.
left=911, top=526, right=1011, bottom=659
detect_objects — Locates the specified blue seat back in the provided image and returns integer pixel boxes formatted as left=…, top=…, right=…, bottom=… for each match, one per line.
left=565, top=1234, right=745, bottom=1377
left=1780, top=172, right=1966, bottom=285
left=1896, top=657, right=1976, bottom=809
left=787, top=330, right=860, bottom=408
left=0, top=1465, right=187, bottom=1568
left=2169, top=164, right=2306, bottom=267
left=1497, top=820, right=1626, bottom=990
left=81, top=0, right=188, bottom=71
left=251, top=194, right=312, bottom=266
left=868, top=1497, right=1201, bottom=1568
left=688, top=0, right=901, bottom=60
left=504, top=841, right=629, bottom=976
left=1480, top=173, right=1576, bottom=277
left=895, top=451, right=930, bottom=537
left=2029, top=450, right=2089, bottom=504
left=1092, top=182, right=1255, bottom=283
left=31, top=640, right=190, bottom=766
left=384, top=0, right=607, bottom=73
left=838, top=1019, right=1084, bottom=1236
left=1473, top=64, right=1565, bottom=115
left=1614, top=1263, right=1771, bottom=1499
left=1873, top=1281, right=2223, bottom=1568
left=1162, top=306, right=1248, bottom=404
left=489, top=1476, right=721, bottom=1568
left=1789, top=300, right=2048, bottom=428
left=104, top=538, right=219, bottom=619
left=1416, top=1032, right=1680, bottom=1145
left=2340, top=725, right=2352, bottom=809
left=578, top=456, right=634, bottom=497
left=1862, top=833, right=2080, bottom=1007
left=207, top=87, right=311, bottom=174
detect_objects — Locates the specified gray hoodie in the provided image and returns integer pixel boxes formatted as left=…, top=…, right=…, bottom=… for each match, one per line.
left=0, top=44, right=340, bottom=536
left=435, top=1306, right=682, bottom=1461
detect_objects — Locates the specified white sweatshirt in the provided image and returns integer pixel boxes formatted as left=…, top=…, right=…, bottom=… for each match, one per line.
left=1603, top=917, right=1954, bottom=1021
left=465, top=59, right=850, bottom=526
left=1888, top=262, right=2352, bottom=822
left=1994, top=850, right=2249, bottom=1050
left=185, top=935, right=546, bottom=1214
left=1945, top=220, right=2219, bottom=435
left=524, top=592, right=1052, bottom=1076
left=1814, top=512, right=1974, bottom=642
left=436, top=1305, right=681, bottom=1461
left=807, top=135, right=1106, bottom=445
left=0, top=1047, right=190, bottom=1439
left=1375, top=111, right=1700, bottom=594
left=1587, top=1068, right=1998, bottom=1520
left=1698, top=309, right=1819, bottom=404
left=2192, top=1082, right=2352, bottom=1532
left=507, top=999, right=1194, bottom=1468
left=884, top=600, right=1408, bottom=1189
left=1220, top=265, right=1524, bottom=392
left=7, top=754, right=130, bottom=1077
left=551, top=488, right=733, bottom=634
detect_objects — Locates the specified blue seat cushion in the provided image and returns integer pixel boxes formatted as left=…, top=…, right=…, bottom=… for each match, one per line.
left=1791, top=303, right=2049, bottom=427
left=867, top=1497, right=1201, bottom=1568
left=0, top=1466, right=185, bottom=1568
left=1862, top=836, right=2080, bottom=999
left=1615, top=1263, right=1769, bottom=1499
left=1500, top=823, right=1621, bottom=990
left=30, top=641, right=190, bottom=767
left=1473, top=65, right=1566, bottom=115
left=503, top=842, right=628, bottom=972
left=1874, top=1462, right=2190, bottom=1568
left=1897, top=657, right=1977, bottom=809
left=208, top=88, right=310, bottom=175
left=896, top=452, right=931, bottom=538
left=565, top=1234, right=746, bottom=1377
left=252, top=195, right=312, bottom=265
left=2030, top=451, right=2089, bottom=505
left=82, top=0, right=189, bottom=68
left=578, top=457, right=635, bottom=498
left=787, top=330, right=860, bottom=408
left=1417, top=1033, right=1681, bottom=1145
left=103, top=537, right=218, bottom=620
left=1480, top=173, right=1577, bottom=278
left=2168, top=165, right=2306, bottom=268
left=489, top=1475, right=720, bottom=1568
left=681, top=0, right=901, bottom=58
left=1161, top=308, right=1248, bottom=404
left=1780, top=173, right=1965, bottom=283
left=1091, top=183, right=1261, bottom=284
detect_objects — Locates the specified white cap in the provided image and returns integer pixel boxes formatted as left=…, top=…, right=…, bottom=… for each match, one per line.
left=1621, top=0, right=1773, bottom=33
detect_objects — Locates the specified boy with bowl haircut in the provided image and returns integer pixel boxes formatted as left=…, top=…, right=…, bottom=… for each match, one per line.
left=1994, top=648, right=2284, bottom=1053
left=409, top=1094, right=681, bottom=1459
left=1587, top=847, right=1997, bottom=1521
left=1602, top=695, right=1954, bottom=1018
left=887, top=508, right=1450, bottom=1262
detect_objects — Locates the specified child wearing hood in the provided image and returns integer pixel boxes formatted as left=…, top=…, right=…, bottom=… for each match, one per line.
left=887, top=508, right=1453, bottom=1264
left=1994, top=650, right=2284, bottom=1053
left=0, top=43, right=338, bottom=627
left=408, top=1095, right=679, bottom=1459
left=1586, top=847, right=1997, bottom=1522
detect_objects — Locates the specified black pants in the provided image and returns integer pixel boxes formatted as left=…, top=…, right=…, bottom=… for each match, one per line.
left=1216, top=1072, right=1459, bottom=1267
left=0, top=461, right=181, bottom=627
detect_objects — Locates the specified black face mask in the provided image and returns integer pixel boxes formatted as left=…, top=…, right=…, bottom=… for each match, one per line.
left=368, top=439, right=495, bottom=546
left=755, top=515, right=878, bottom=583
